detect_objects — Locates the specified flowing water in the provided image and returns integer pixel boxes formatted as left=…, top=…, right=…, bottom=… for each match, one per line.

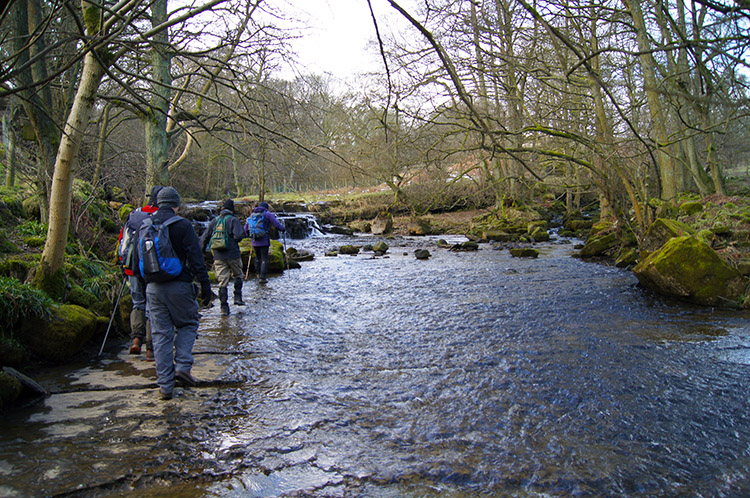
left=2, top=233, right=750, bottom=497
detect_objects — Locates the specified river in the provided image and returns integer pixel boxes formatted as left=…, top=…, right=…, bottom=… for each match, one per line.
left=2, top=232, right=750, bottom=497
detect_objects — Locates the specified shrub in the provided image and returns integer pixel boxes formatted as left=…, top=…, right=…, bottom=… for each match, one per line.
left=0, top=276, right=53, bottom=339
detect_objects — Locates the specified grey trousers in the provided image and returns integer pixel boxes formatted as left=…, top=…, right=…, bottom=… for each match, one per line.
left=146, top=280, right=200, bottom=394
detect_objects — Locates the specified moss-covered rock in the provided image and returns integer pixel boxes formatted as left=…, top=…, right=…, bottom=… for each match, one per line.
left=407, top=217, right=431, bottom=236
left=510, top=247, right=539, bottom=258
left=0, top=337, right=28, bottom=368
left=641, top=218, right=696, bottom=252
left=579, top=232, right=619, bottom=258
left=680, top=201, right=704, bottom=215
left=339, top=244, right=360, bottom=255
left=633, top=236, right=748, bottom=307
left=530, top=226, right=550, bottom=242
left=67, top=284, right=99, bottom=308
left=0, top=370, right=23, bottom=411
left=615, top=247, right=639, bottom=268
left=414, top=249, right=431, bottom=259
left=372, top=241, right=389, bottom=254
left=19, top=304, right=98, bottom=362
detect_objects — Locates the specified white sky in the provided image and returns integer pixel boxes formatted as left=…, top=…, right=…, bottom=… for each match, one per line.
left=282, top=0, right=417, bottom=82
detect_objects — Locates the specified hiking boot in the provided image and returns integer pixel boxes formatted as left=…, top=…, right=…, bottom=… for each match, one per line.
left=159, top=388, right=173, bottom=400
left=219, top=286, right=230, bottom=315
left=129, top=337, right=142, bottom=354
left=233, top=277, right=245, bottom=305
left=145, top=347, right=154, bottom=361
left=258, top=276, right=268, bottom=284
left=175, top=370, right=197, bottom=386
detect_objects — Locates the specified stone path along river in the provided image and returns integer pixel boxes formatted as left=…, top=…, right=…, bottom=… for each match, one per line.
left=2, top=233, right=750, bottom=497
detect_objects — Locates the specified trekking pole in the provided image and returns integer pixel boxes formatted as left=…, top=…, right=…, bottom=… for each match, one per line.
left=282, top=223, right=289, bottom=271
left=244, top=246, right=253, bottom=280
left=98, top=277, right=127, bottom=356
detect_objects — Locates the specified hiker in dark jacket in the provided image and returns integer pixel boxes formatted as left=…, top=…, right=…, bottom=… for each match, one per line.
left=244, top=201, right=285, bottom=284
left=146, top=186, right=213, bottom=400
left=118, top=185, right=161, bottom=359
left=199, top=199, right=246, bottom=315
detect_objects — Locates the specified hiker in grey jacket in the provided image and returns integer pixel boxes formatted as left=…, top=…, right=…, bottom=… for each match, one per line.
left=200, top=199, right=246, bottom=315
left=146, top=186, right=212, bottom=400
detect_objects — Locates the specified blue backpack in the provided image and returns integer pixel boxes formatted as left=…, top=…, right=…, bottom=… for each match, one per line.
left=247, top=211, right=266, bottom=239
left=138, top=216, right=184, bottom=283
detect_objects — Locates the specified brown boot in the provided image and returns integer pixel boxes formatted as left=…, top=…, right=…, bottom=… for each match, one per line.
left=129, top=337, right=142, bottom=354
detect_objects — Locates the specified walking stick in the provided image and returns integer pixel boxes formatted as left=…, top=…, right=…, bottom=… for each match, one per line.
left=244, top=246, right=253, bottom=280
left=98, top=277, right=127, bottom=356
left=282, top=228, right=289, bottom=271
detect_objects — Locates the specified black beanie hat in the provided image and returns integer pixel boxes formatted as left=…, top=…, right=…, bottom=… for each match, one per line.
left=156, top=186, right=181, bottom=208
left=223, top=199, right=235, bottom=212
left=147, top=185, right=163, bottom=206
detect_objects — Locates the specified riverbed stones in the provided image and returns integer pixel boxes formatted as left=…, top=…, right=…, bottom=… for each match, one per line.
left=414, top=249, right=431, bottom=259
left=633, top=235, right=748, bottom=307
left=372, top=241, right=389, bottom=254
left=510, top=248, right=539, bottom=258
left=339, top=245, right=360, bottom=255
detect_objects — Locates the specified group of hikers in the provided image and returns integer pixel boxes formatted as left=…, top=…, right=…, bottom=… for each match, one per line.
left=117, top=186, right=285, bottom=400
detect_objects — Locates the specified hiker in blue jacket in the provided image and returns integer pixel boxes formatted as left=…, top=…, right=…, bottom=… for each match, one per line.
left=199, top=199, right=246, bottom=315
left=245, top=201, right=285, bottom=284
left=146, top=187, right=213, bottom=400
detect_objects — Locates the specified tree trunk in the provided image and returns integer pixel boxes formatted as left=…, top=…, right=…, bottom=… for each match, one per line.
left=2, top=104, right=16, bottom=187
left=624, top=0, right=678, bottom=200
left=35, top=50, right=107, bottom=297
left=11, top=0, right=57, bottom=220
left=144, top=0, right=171, bottom=198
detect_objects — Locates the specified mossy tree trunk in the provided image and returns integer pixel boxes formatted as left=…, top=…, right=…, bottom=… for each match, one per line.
left=144, top=0, right=171, bottom=199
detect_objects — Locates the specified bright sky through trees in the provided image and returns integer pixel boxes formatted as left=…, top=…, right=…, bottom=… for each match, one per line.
left=281, top=0, right=417, bottom=82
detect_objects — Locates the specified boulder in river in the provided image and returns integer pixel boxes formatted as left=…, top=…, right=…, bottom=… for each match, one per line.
left=633, top=235, right=749, bottom=307
left=371, top=212, right=393, bottom=235
left=372, top=241, right=389, bottom=254
left=510, top=247, right=540, bottom=258
left=414, top=249, right=431, bottom=259
left=339, top=245, right=360, bottom=255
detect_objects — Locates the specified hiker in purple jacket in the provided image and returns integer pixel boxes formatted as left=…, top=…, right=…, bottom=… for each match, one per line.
left=244, top=201, right=285, bottom=284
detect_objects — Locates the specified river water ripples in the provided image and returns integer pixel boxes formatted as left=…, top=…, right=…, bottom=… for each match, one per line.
left=2, top=233, right=750, bottom=497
